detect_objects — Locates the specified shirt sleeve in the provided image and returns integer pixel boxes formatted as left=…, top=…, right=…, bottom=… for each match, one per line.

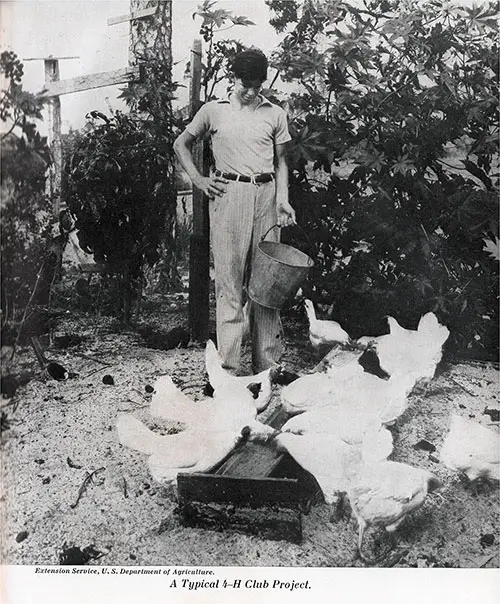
left=186, top=104, right=211, bottom=138
left=274, top=109, right=292, bottom=145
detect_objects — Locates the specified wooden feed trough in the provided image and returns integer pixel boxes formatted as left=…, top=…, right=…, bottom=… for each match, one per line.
left=176, top=407, right=323, bottom=543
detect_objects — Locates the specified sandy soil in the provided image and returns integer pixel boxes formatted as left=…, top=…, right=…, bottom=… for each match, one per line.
left=1, top=295, right=499, bottom=568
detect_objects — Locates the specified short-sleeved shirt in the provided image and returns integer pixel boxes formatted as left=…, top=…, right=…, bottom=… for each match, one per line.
left=186, top=95, right=291, bottom=176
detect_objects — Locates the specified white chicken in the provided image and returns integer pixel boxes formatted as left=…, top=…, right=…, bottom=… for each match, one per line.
left=150, top=375, right=212, bottom=425
left=117, top=413, right=266, bottom=483
left=275, top=310, right=447, bottom=561
left=282, top=359, right=382, bottom=415
left=205, top=339, right=272, bottom=412
left=276, top=408, right=440, bottom=562
left=362, top=312, right=449, bottom=383
left=439, top=414, right=500, bottom=484
left=275, top=424, right=393, bottom=524
left=283, top=311, right=449, bottom=421
left=347, top=461, right=441, bottom=562
left=280, top=371, right=337, bottom=415
left=275, top=431, right=357, bottom=503
left=117, top=378, right=275, bottom=484
left=150, top=375, right=260, bottom=432
left=304, top=299, right=351, bottom=349
left=282, top=406, right=388, bottom=448
left=281, top=358, right=416, bottom=424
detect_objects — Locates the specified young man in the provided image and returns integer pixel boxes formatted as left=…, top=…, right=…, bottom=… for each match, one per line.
left=174, top=49, right=295, bottom=374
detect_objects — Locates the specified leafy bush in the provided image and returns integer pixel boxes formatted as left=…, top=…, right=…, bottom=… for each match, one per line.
left=0, top=51, right=53, bottom=337
left=66, top=54, right=178, bottom=322
left=267, top=0, right=499, bottom=359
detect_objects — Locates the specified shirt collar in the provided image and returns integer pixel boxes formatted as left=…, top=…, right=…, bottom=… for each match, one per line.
left=217, top=94, right=272, bottom=108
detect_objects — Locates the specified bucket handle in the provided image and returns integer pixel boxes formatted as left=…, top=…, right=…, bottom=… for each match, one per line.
left=261, top=224, right=316, bottom=259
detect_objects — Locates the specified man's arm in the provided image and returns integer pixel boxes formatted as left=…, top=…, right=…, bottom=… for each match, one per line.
left=274, top=142, right=296, bottom=227
left=173, top=130, right=228, bottom=198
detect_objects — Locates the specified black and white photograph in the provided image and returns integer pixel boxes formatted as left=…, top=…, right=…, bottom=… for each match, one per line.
left=1, top=1, right=499, bottom=602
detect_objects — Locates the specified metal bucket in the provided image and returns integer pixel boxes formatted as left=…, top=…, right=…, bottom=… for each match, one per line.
left=248, top=225, right=314, bottom=310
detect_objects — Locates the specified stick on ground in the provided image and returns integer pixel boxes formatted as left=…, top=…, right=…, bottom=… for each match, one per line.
left=70, top=467, right=105, bottom=509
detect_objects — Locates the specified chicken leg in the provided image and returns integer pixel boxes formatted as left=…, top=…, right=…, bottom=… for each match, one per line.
left=329, top=492, right=347, bottom=523
left=357, top=519, right=370, bottom=563
left=357, top=522, right=398, bottom=565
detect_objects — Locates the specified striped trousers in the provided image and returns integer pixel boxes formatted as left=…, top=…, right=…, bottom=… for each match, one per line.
left=209, top=179, right=283, bottom=373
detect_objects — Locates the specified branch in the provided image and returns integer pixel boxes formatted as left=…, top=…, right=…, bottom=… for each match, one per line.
left=1, top=291, right=9, bottom=330
left=204, top=23, right=215, bottom=101
left=70, top=467, right=105, bottom=509
left=0, top=88, right=11, bottom=109
left=1, top=102, right=23, bottom=140
left=10, top=261, right=46, bottom=361
left=0, top=120, right=19, bottom=141
left=351, top=6, right=389, bottom=20
left=269, top=69, right=280, bottom=89
left=326, top=89, right=333, bottom=122
left=214, top=24, right=236, bottom=33
left=207, top=70, right=226, bottom=100
left=376, top=76, right=412, bottom=110
left=437, top=159, right=467, bottom=170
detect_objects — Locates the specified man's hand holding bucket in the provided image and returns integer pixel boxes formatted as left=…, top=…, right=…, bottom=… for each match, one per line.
left=277, top=199, right=296, bottom=227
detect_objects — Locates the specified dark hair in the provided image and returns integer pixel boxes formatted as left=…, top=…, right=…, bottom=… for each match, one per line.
left=231, top=49, right=268, bottom=82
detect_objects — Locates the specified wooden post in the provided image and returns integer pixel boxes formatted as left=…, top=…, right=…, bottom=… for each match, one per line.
left=41, top=66, right=140, bottom=97
left=26, top=55, right=80, bottom=214
left=188, top=39, right=210, bottom=342
left=44, top=58, right=62, bottom=214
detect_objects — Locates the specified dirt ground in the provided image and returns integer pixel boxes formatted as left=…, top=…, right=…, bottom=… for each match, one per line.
left=1, top=290, right=499, bottom=568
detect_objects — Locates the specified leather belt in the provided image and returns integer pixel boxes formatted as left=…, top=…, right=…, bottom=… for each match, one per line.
left=214, top=169, right=275, bottom=184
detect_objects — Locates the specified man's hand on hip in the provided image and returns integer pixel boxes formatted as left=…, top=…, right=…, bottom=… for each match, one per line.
left=276, top=200, right=296, bottom=227
left=194, top=175, right=228, bottom=199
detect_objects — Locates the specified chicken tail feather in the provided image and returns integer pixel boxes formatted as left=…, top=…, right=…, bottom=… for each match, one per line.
left=116, top=414, right=165, bottom=455
left=303, top=299, right=316, bottom=324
